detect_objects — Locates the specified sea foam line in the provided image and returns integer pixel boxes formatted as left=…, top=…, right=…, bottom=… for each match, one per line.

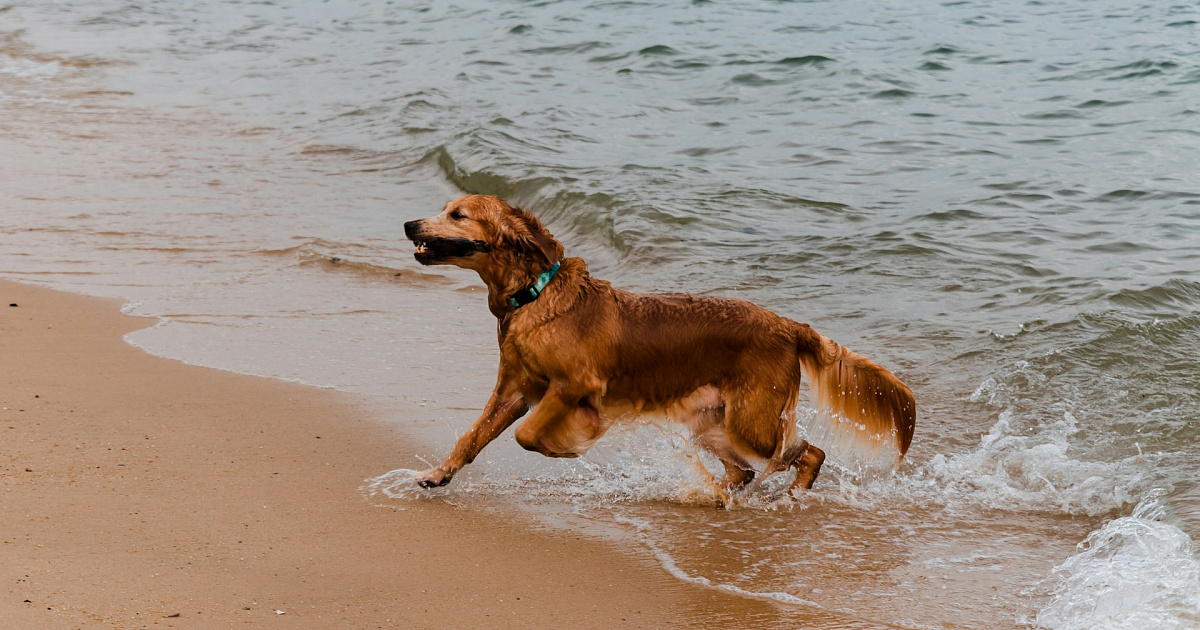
left=610, top=513, right=825, bottom=609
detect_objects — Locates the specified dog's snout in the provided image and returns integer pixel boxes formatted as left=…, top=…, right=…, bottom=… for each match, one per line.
left=404, top=220, right=423, bottom=239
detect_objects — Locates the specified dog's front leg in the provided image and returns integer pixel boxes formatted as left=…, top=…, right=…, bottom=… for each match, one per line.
left=416, top=376, right=528, bottom=488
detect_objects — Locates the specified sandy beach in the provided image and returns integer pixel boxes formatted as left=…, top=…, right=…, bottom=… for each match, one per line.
left=0, top=278, right=783, bottom=629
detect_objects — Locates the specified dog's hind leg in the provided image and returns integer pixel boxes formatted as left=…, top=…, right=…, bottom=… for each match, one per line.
left=789, top=442, right=826, bottom=492
left=756, top=438, right=826, bottom=490
left=725, top=386, right=821, bottom=494
left=719, top=459, right=756, bottom=489
left=674, top=389, right=758, bottom=491
left=693, top=426, right=758, bottom=490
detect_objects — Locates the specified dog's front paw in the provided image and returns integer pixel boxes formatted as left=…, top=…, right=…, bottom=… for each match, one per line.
left=415, top=467, right=453, bottom=488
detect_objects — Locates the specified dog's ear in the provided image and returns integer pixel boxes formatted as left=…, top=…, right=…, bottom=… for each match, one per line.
left=527, top=224, right=561, bottom=266
left=507, top=206, right=561, bottom=266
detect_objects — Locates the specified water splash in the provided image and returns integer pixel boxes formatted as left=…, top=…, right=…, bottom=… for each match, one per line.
left=366, top=424, right=732, bottom=507
left=920, top=410, right=1152, bottom=516
left=368, top=393, right=1155, bottom=520
left=1035, top=491, right=1200, bottom=629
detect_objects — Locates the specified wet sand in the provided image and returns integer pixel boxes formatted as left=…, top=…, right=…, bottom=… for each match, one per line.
left=0, top=279, right=783, bottom=628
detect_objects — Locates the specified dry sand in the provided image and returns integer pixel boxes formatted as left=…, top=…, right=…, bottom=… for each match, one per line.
left=0, top=279, right=785, bottom=629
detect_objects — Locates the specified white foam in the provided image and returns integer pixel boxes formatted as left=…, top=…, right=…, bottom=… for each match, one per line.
left=0, top=55, right=62, bottom=79
left=1035, top=492, right=1200, bottom=630
left=920, top=409, right=1152, bottom=516
left=796, top=405, right=1154, bottom=522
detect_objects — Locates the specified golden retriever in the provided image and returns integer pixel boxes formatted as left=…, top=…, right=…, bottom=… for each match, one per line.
left=404, top=195, right=915, bottom=497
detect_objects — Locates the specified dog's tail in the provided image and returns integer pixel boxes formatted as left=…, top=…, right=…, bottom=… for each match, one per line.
left=793, top=322, right=916, bottom=468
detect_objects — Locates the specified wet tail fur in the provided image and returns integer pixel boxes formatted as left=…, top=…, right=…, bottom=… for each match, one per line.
left=794, top=323, right=916, bottom=466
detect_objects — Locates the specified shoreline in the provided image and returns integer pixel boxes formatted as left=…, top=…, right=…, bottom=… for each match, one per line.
left=0, top=278, right=785, bottom=628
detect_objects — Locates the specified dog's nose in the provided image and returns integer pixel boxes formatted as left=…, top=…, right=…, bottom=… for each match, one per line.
left=404, top=220, right=422, bottom=239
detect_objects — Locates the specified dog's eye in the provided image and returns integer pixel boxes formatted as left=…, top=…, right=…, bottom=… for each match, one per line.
left=449, top=209, right=466, bottom=220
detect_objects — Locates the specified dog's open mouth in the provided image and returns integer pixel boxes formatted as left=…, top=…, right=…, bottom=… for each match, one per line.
left=411, top=237, right=491, bottom=265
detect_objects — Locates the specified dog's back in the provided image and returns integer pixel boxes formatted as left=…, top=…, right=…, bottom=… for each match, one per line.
left=516, top=267, right=913, bottom=465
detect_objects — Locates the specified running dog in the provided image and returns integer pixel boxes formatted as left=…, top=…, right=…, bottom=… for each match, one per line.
left=404, top=195, right=915, bottom=495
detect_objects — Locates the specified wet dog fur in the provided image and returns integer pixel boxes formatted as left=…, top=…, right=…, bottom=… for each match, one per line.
left=404, top=195, right=915, bottom=496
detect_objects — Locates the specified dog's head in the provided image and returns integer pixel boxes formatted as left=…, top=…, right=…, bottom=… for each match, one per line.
left=404, top=195, right=562, bottom=271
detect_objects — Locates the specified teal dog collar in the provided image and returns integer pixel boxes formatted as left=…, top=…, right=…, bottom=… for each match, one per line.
left=508, top=262, right=561, bottom=310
